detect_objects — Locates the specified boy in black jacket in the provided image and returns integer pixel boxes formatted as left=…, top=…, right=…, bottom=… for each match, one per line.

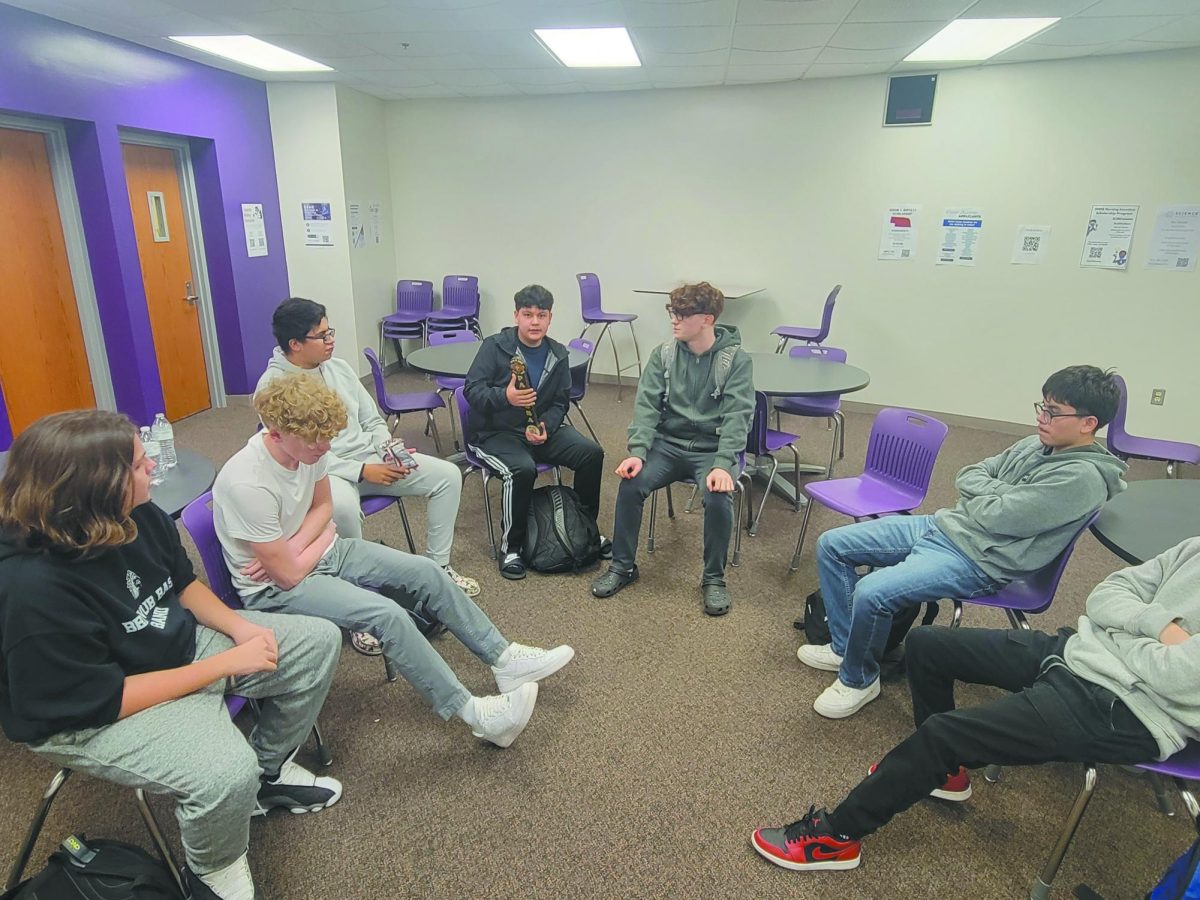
left=465, top=284, right=605, bottom=579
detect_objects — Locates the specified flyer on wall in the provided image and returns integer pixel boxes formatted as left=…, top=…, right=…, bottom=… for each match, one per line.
left=1144, top=205, right=1200, bottom=272
left=878, top=205, right=919, bottom=260
left=1011, top=225, right=1050, bottom=265
left=302, top=202, right=334, bottom=247
left=241, top=203, right=268, bottom=258
left=937, top=208, right=983, bottom=266
left=1079, top=204, right=1138, bottom=269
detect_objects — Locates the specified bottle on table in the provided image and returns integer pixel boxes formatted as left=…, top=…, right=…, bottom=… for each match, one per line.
left=140, top=426, right=165, bottom=485
left=151, top=412, right=177, bottom=468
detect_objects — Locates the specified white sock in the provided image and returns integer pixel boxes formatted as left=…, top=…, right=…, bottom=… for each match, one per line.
left=458, top=696, right=479, bottom=727
left=494, top=644, right=514, bottom=668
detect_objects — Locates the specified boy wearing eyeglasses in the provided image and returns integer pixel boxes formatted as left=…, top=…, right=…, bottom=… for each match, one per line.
left=796, top=365, right=1125, bottom=720
left=591, top=282, right=755, bottom=617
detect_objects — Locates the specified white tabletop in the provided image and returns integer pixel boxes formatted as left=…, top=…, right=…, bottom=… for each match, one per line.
left=634, top=286, right=764, bottom=300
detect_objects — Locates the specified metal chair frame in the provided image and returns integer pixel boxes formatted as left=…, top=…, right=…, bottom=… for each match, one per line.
left=646, top=468, right=753, bottom=568
left=576, top=273, right=643, bottom=401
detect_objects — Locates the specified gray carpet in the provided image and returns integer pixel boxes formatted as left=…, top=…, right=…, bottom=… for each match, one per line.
left=2, top=368, right=1195, bottom=900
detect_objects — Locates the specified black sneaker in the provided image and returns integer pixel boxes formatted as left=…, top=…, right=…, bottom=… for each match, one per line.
left=750, top=806, right=862, bottom=871
left=253, top=752, right=342, bottom=816
left=500, top=552, right=527, bottom=580
left=702, top=583, right=731, bottom=616
left=598, top=536, right=613, bottom=560
left=591, top=565, right=638, bottom=598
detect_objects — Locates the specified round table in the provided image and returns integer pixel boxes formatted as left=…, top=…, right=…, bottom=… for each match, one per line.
left=406, top=343, right=590, bottom=378
left=150, top=449, right=217, bottom=519
left=746, top=352, right=871, bottom=397
left=1091, top=479, right=1200, bottom=564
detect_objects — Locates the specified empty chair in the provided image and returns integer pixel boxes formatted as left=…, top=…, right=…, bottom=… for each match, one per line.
left=746, top=391, right=802, bottom=536
left=1106, top=373, right=1200, bottom=477
left=380, top=279, right=433, bottom=366
left=427, top=275, right=481, bottom=337
left=772, top=284, right=841, bottom=353
left=362, top=347, right=445, bottom=455
left=775, top=344, right=848, bottom=477
left=426, top=329, right=478, bottom=451
left=566, top=337, right=598, bottom=441
left=576, top=272, right=642, bottom=400
left=789, top=408, right=949, bottom=571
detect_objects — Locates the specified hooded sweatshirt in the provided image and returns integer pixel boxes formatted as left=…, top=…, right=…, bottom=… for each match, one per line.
left=1066, top=538, right=1200, bottom=760
left=934, top=435, right=1125, bottom=583
left=626, top=325, right=755, bottom=476
left=463, top=327, right=572, bottom=444
left=256, top=347, right=390, bottom=484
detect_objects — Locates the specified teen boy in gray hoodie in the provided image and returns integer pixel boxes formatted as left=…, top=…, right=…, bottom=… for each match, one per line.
left=752, top=536, right=1200, bottom=873
left=798, top=366, right=1126, bottom=719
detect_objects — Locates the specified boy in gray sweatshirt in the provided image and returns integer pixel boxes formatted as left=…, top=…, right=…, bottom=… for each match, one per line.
left=797, top=366, right=1125, bottom=719
left=752, top=537, right=1200, bottom=873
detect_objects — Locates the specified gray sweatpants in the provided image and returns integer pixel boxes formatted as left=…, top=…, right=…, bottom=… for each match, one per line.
left=242, top=537, right=508, bottom=720
left=28, top=611, right=340, bottom=875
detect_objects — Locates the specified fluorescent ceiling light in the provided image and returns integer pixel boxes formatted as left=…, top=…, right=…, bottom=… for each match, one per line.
left=535, top=27, right=641, bottom=68
left=905, top=18, right=1060, bottom=62
left=168, top=35, right=333, bottom=72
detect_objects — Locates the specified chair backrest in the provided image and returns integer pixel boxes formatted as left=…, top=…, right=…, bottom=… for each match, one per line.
left=1105, top=372, right=1132, bottom=455
left=453, top=386, right=484, bottom=469
left=180, top=491, right=239, bottom=608
left=567, top=338, right=595, bottom=400
left=362, top=347, right=394, bottom=414
left=812, top=284, right=841, bottom=343
left=979, top=509, right=1103, bottom=615
left=788, top=344, right=847, bottom=363
left=427, top=329, right=478, bottom=347
left=577, top=272, right=602, bottom=315
left=862, top=408, right=949, bottom=498
left=395, top=280, right=433, bottom=315
left=748, top=391, right=771, bottom=455
left=440, top=275, right=479, bottom=316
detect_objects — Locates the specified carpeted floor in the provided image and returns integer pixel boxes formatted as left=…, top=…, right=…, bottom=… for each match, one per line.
left=2, top=367, right=1194, bottom=900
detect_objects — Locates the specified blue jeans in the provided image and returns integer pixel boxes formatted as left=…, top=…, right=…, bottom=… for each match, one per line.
left=816, top=515, right=1000, bottom=689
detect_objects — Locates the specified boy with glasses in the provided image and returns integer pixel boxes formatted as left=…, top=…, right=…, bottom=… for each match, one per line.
left=591, top=282, right=755, bottom=616
left=796, top=365, right=1125, bottom=720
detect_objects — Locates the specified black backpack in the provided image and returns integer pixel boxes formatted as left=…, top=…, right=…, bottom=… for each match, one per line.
left=797, top=589, right=938, bottom=656
left=2, top=834, right=184, bottom=900
left=522, top=485, right=601, bottom=573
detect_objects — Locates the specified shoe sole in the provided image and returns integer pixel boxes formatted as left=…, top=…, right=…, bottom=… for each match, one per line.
left=500, top=567, right=527, bottom=581
left=867, top=765, right=972, bottom=802
left=796, top=646, right=842, bottom=672
left=750, top=834, right=861, bottom=871
left=495, top=646, right=576, bottom=693
left=592, top=569, right=638, bottom=598
left=813, top=681, right=881, bottom=719
left=473, top=682, right=538, bottom=748
left=252, top=788, right=342, bottom=817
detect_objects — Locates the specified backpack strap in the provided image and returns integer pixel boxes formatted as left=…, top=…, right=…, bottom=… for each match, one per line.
left=658, top=340, right=677, bottom=408
left=660, top=341, right=742, bottom=406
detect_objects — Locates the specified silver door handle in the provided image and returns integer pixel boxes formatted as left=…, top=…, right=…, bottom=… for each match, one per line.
left=185, top=281, right=198, bottom=306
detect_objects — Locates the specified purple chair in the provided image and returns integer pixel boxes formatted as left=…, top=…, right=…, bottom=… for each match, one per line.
left=426, top=330, right=478, bottom=451
left=646, top=452, right=752, bottom=567
left=379, top=279, right=433, bottom=366
left=789, top=408, right=949, bottom=571
left=566, top=337, right=598, bottom=441
left=576, top=272, right=642, bottom=400
left=427, top=275, right=481, bottom=337
left=453, top=387, right=559, bottom=559
left=363, top=347, right=445, bottom=456
left=775, top=345, right=848, bottom=478
left=771, top=284, right=840, bottom=353
left=746, top=391, right=802, bottom=536
left=1106, top=374, right=1200, bottom=478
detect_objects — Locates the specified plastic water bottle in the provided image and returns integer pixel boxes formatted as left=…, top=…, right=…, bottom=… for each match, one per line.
left=152, top=412, right=177, bottom=468
left=140, top=426, right=165, bottom=485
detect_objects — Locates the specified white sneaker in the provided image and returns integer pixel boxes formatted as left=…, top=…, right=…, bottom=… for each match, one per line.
left=196, top=853, right=256, bottom=900
left=444, top=565, right=481, bottom=598
left=813, top=678, right=881, bottom=719
left=253, top=754, right=343, bottom=816
left=471, top=682, right=538, bottom=748
left=350, top=631, right=383, bottom=655
left=492, top=642, right=575, bottom=693
left=796, top=643, right=843, bottom=672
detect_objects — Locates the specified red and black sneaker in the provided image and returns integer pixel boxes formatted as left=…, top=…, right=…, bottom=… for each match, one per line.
left=867, top=763, right=972, bottom=801
left=751, top=806, right=861, bottom=871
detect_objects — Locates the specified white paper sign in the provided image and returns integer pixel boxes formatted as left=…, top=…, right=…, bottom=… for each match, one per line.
left=349, top=203, right=365, bottom=249
left=302, top=202, right=334, bottom=247
left=241, top=203, right=267, bottom=258
left=938, top=208, right=983, bottom=266
left=1011, top=225, right=1050, bottom=265
left=878, top=206, right=919, bottom=260
left=368, top=202, right=382, bottom=245
left=1145, top=205, right=1200, bottom=272
left=1080, top=204, right=1138, bottom=269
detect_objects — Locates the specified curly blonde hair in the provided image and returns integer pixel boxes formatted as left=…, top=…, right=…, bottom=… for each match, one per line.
left=254, top=372, right=348, bottom=441
left=668, top=282, right=724, bottom=319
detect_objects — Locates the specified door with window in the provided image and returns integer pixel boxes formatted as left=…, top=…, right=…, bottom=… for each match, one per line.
left=122, top=143, right=211, bottom=420
left=0, top=126, right=97, bottom=436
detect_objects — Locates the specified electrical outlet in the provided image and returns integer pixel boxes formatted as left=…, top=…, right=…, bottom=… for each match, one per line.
left=1151, top=388, right=1166, bottom=406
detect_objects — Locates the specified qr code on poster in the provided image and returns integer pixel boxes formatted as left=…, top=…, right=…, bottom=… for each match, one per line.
left=1178, top=258, right=1190, bottom=268
left=1022, top=236, right=1041, bottom=253
left=1089, top=246, right=1103, bottom=259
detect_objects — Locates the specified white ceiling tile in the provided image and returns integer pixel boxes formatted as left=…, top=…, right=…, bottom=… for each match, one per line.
left=620, top=0, right=738, bottom=28
left=845, top=0, right=973, bottom=24
left=961, top=0, right=1097, bottom=16
left=470, top=51, right=563, bottom=69
left=266, top=33, right=377, bottom=59
left=735, top=0, right=857, bottom=26
left=816, top=45, right=908, bottom=63
left=515, top=82, right=586, bottom=94
left=630, top=25, right=730, bottom=51
left=210, top=8, right=331, bottom=36
left=1077, top=0, right=1200, bottom=16
left=427, top=69, right=506, bottom=87
left=989, top=42, right=1102, bottom=61
left=493, top=68, right=581, bottom=85
left=640, top=47, right=732, bottom=64
left=1084, top=38, right=1197, bottom=54
left=732, top=23, right=838, bottom=48
left=724, top=62, right=807, bottom=81
left=828, top=20, right=945, bottom=49
left=364, top=70, right=441, bottom=89
left=1027, top=16, right=1177, bottom=45
left=328, top=53, right=420, bottom=71
left=1131, top=14, right=1200, bottom=41
left=648, top=65, right=727, bottom=83
left=573, top=67, right=655, bottom=83
left=729, top=46, right=822, bottom=64
left=803, top=60, right=895, bottom=78
left=395, top=85, right=465, bottom=98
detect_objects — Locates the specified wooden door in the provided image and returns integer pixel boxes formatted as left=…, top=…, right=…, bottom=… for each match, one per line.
left=0, top=127, right=96, bottom=436
left=121, top=143, right=210, bottom=420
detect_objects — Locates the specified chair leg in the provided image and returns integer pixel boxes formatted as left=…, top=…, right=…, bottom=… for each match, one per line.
left=951, top=599, right=964, bottom=627
left=383, top=655, right=398, bottom=683
left=587, top=323, right=611, bottom=388
left=648, top=490, right=658, bottom=552
left=685, top=484, right=699, bottom=514
left=1168, top=461, right=1177, bottom=478
left=749, top=456, right=778, bottom=537
left=1148, top=773, right=1176, bottom=816
left=396, top=497, right=417, bottom=554
left=625, top=321, right=643, bottom=379
left=835, top=411, right=846, bottom=460
left=310, top=720, right=333, bottom=767
left=789, top=502, right=815, bottom=571
left=572, top=401, right=598, bottom=441
left=426, top=410, right=444, bottom=457
left=481, top=472, right=498, bottom=560
left=732, top=477, right=749, bottom=567
left=788, top=443, right=804, bottom=510
left=984, top=764, right=1003, bottom=783
left=605, top=324, right=625, bottom=401
left=134, top=789, right=187, bottom=896
left=7, top=768, right=72, bottom=891
left=775, top=335, right=789, bottom=353
left=666, top=484, right=676, bottom=519
left=1177, top=782, right=1200, bottom=824
left=1031, top=766, right=1098, bottom=900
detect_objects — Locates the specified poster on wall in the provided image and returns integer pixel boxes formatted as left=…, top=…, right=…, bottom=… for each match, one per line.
left=241, top=203, right=268, bottom=258
left=1144, top=205, right=1200, bottom=272
left=1079, top=204, right=1138, bottom=269
left=937, top=208, right=983, bottom=266
left=878, top=206, right=919, bottom=260
left=369, top=202, right=382, bottom=245
left=1011, top=225, right=1050, bottom=265
left=349, top=203, right=366, bottom=249
left=302, top=202, right=334, bottom=247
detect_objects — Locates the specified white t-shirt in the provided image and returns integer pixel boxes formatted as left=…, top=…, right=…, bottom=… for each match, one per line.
left=213, top=434, right=330, bottom=596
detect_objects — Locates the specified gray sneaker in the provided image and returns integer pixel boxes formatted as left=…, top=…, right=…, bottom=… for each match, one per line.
left=591, top=565, right=639, bottom=598
left=702, top=583, right=731, bottom=616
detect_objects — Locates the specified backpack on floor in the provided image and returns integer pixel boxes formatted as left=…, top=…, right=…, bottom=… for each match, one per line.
left=796, top=589, right=938, bottom=654
left=2, top=834, right=184, bottom=900
left=522, top=485, right=601, bottom=573
left=1149, top=830, right=1200, bottom=899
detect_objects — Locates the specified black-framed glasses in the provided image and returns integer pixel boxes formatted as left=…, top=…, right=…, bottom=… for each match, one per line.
left=1034, top=401, right=1087, bottom=422
left=665, top=304, right=702, bottom=321
left=305, top=328, right=336, bottom=343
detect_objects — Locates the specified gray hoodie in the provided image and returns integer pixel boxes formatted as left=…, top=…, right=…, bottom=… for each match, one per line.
left=1066, top=538, right=1200, bottom=760
left=255, top=348, right=388, bottom=484
left=934, top=435, right=1126, bottom=583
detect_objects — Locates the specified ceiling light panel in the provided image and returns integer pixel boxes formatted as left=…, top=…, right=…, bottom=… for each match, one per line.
left=168, top=35, right=333, bottom=71
left=534, top=27, right=641, bottom=67
left=905, top=18, right=1061, bottom=61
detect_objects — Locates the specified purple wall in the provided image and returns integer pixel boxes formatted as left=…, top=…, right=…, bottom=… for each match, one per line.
left=0, top=4, right=290, bottom=441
